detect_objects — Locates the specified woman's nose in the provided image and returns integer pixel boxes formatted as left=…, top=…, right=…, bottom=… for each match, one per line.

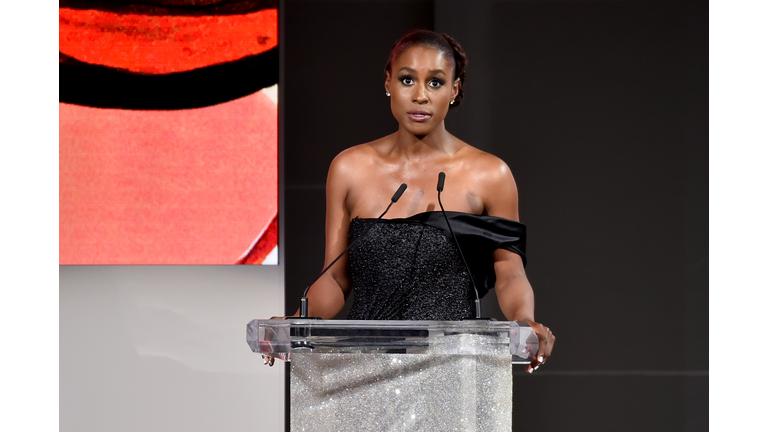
left=412, top=85, right=428, bottom=103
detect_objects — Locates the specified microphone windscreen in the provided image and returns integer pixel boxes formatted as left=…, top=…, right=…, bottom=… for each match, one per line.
left=437, top=172, right=446, bottom=192
left=392, top=183, right=407, bottom=202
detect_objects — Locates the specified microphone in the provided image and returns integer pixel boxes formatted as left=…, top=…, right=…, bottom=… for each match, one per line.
left=436, top=172, right=483, bottom=319
left=437, top=172, right=445, bottom=192
left=297, top=183, right=408, bottom=318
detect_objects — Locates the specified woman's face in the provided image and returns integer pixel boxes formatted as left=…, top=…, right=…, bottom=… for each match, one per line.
left=385, top=45, right=459, bottom=136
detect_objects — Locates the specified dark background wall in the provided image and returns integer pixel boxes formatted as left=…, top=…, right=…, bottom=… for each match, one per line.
left=282, top=0, right=708, bottom=430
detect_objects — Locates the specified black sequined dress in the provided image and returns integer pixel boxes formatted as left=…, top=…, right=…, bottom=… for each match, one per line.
left=346, top=211, right=527, bottom=320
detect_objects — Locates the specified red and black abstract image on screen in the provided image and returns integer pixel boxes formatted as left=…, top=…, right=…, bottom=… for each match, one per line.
left=59, top=1, right=278, bottom=265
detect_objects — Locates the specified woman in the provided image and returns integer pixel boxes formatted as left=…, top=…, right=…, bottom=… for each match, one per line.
left=269, top=29, right=554, bottom=373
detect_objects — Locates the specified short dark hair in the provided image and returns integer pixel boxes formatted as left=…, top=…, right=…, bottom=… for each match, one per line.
left=385, top=29, right=468, bottom=109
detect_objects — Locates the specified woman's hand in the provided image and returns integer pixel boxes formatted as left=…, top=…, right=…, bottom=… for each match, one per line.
left=526, top=321, right=555, bottom=374
left=261, top=316, right=287, bottom=367
left=262, top=354, right=275, bottom=367
left=491, top=251, right=554, bottom=373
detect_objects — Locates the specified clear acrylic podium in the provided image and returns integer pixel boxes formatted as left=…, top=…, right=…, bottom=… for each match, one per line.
left=248, top=319, right=539, bottom=431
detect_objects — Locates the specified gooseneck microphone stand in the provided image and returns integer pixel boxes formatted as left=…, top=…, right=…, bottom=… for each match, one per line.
left=436, top=172, right=484, bottom=319
left=296, top=183, right=408, bottom=318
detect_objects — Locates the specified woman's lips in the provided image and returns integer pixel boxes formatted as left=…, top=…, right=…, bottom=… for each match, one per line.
left=407, top=110, right=432, bottom=122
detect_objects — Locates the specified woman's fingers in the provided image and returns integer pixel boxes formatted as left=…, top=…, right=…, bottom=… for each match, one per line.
left=262, top=316, right=285, bottom=367
left=545, top=327, right=555, bottom=359
left=527, top=323, right=555, bottom=373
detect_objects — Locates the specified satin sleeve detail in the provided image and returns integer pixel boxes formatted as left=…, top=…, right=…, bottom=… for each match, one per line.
left=402, top=211, right=527, bottom=298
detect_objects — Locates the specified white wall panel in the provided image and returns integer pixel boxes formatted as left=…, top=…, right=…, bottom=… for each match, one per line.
left=60, top=265, right=283, bottom=432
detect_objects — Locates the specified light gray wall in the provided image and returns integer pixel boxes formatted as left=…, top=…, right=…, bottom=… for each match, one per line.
left=60, top=265, right=284, bottom=432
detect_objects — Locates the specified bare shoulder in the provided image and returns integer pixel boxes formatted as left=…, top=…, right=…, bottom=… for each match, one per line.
left=328, top=137, right=387, bottom=180
left=458, top=144, right=519, bottom=219
left=460, top=145, right=517, bottom=188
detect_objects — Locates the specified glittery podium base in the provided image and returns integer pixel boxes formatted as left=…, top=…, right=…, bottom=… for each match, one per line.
left=289, top=334, right=513, bottom=432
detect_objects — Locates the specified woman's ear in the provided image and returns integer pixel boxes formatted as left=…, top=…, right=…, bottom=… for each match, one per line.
left=452, top=78, right=460, bottom=100
left=385, top=70, right=391, bottom=95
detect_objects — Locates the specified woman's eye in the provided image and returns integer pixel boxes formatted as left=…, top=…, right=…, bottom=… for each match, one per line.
left=401, top=76, right=414, bottom=85
left=429, top=79, right=444, bottom=88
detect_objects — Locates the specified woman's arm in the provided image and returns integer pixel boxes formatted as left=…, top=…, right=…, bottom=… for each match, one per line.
left=482, top=157, right=555, bottom=373
left=294, top=151, right=356, bottom=319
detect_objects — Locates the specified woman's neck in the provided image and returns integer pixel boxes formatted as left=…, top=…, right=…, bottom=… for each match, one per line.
left=392, top=123, right=457, bottom=158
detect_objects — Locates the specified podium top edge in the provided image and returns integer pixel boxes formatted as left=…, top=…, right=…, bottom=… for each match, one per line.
left=250, top=319, right=527, bottom=330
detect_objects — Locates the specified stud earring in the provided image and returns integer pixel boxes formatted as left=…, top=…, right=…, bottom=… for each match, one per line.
left=386, top=91, right=390, bottom=97
left=450, top=99, right=455, bottom=105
